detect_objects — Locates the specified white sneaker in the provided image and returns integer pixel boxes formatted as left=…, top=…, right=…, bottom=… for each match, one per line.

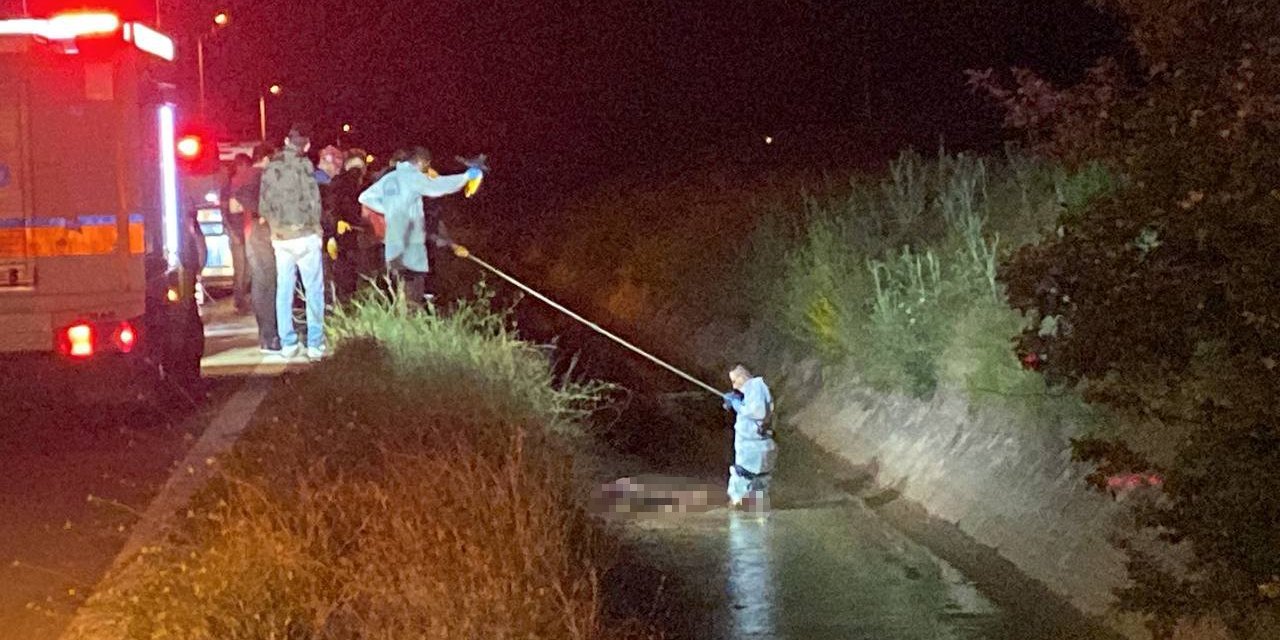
left=279, top=343, right=300, bottom=359
left=306, top=346, right=327, bottom=361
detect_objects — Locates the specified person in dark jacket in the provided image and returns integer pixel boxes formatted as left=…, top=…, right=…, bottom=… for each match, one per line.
left=327, top=153, right=369, bottom=300
left=223, top=155, right=252, bottom=314
left=259, top=124, right=326, bottom=360
left=230, top=143, right=279, bottom=353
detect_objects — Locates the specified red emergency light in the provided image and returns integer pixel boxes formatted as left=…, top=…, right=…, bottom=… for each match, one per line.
left=0, top=11, right=174, bottom=61
left=176, top=134, right=202, bottom=159
left=56, top=320, right=139, bottom=358
left=174, top=128, right=220, bottom=175
left=114, top=321, right=137, bottom=353
left=60, top=323, right=94, bottom=358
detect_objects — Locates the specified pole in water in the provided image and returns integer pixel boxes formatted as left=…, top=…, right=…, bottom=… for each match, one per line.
left=451, top=244, right=723, bottom=398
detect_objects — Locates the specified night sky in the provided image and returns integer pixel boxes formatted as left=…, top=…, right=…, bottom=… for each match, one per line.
left=159, top=0, right=1124, bottom=209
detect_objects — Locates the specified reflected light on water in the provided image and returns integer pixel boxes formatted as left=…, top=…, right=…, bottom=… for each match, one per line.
left=726, top=514, right=776, bottom=638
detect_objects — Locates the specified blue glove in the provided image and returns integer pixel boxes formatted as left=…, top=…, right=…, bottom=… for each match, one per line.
left=464, top=167, right=483, bottom=181
left=723, top=391, right=741, bottom=411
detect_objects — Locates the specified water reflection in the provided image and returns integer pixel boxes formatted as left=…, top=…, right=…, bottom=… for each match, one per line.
left=726, top=513, right=776, bottom=639
left=603, top=480, right=1112, bottom=639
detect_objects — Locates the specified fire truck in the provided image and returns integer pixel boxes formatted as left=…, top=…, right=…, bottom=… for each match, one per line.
left=0, top=7, right=205, bottom=392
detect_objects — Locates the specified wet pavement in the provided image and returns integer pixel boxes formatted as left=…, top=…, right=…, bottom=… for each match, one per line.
left=613, top=505, right=1008, bottom=640
left=595, top=399, right=1118, bottom=640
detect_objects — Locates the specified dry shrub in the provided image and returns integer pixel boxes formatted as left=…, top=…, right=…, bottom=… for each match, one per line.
left=70, top=294, right=657, bottom=640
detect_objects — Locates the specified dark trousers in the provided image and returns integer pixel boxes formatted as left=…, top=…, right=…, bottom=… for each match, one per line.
left=391, top=268, right=434, bottom=308
left=330, top=238, right=363, bottom=302
left=225, top=212, right=249, bottom=311
left=246, top=218, right=279, bottom=349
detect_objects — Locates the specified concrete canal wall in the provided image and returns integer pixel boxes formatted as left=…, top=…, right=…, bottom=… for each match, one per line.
left=777, top=355, right=1131, bottom=619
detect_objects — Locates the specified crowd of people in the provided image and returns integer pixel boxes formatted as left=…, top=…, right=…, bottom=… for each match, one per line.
left=216, top=126, right=776, bottom=509
left=220, top=123, right=482, bottom=360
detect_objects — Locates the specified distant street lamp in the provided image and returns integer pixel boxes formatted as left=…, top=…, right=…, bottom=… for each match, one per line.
left=342, top=123, right=352, bottom=133
left=197, top=11, right=230, bottom=117
left=259, top=84, right=282, bottom=142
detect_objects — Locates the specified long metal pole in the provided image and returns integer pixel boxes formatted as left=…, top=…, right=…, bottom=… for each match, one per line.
left=197, top=37, right=206, bottom=117
left=458, top=250, right=723, bottom=397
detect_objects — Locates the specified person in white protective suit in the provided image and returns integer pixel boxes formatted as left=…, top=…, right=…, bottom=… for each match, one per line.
left=722, top=365, right=777, bottom=510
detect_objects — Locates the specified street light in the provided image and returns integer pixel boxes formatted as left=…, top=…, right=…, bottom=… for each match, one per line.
left=342, top=123, right=352, bottom=133
left=197, top=11, right=230, bottom=117
left=259, top=84, right=282, bottom=142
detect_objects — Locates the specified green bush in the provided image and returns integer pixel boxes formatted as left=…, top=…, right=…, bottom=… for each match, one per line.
left=758, top=149, right=1111, bottom=404
left=68, top=291, right=652, bottom=640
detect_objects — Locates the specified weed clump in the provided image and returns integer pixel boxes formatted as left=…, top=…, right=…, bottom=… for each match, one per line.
left=758, top=149, right=1110, bottom=416
left=67, top=292, right=653, bottom=640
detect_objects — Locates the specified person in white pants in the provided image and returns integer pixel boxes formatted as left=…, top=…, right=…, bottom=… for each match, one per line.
left=259, top=125, right=326, bottom=360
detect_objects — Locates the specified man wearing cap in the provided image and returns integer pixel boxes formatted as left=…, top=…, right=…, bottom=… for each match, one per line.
left=259, top=124, right=326, bottom=360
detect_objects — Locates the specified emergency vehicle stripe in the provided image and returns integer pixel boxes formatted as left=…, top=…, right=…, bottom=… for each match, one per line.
left=0, top=213, right=145, bottom=229
left=0, top=213, right=145, bottom=257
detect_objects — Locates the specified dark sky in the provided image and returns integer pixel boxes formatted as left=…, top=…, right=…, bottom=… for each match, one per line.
left=167, top=0, right=1122, bottom=206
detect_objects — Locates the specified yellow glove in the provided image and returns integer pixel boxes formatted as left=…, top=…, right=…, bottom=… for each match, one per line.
left=426, top=167, right=440, bottom=178
left=326, top=237, right=338, bottom=261
left=337, top=220, right=352, bottom=235
left=464, top=174, right=483, bottom=198
left=451, top=244, right=470, bottom=258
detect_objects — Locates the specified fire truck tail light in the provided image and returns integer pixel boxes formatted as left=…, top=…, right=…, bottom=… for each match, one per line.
left=115, top=322, right=137, bottom=353
left=64, top=323, right=94, bottom=358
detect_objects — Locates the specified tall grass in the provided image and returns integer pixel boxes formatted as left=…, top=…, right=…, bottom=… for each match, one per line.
left=757, top=148, right=1111, bottom=412
left=67, top=290, right=653, bottom=640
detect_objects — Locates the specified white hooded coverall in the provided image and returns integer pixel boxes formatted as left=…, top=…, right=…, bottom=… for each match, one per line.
left=727, top=376, right=777, bottom=505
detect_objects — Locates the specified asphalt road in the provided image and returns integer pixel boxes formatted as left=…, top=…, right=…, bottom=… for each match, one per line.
left=0, top=299, right=273, bottom=640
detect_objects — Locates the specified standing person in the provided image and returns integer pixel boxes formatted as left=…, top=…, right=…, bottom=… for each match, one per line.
left=327, top=152, right=369, bottom=300
left=722, top=365, right=777, bottom=511
left=231, top=143, right=279, bottom=353
left=259, top=124, right=326, bottom=359
left=315, top=145, right=344, bottom=301
left=368, top=149, right=409, bottom=183
left=223, top=155, right=252, bottom=314
left=357, top=146, right=482, bottom=306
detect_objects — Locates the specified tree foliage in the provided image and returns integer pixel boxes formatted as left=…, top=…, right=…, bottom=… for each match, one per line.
left=973, top=1, right=1280, bottom=636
